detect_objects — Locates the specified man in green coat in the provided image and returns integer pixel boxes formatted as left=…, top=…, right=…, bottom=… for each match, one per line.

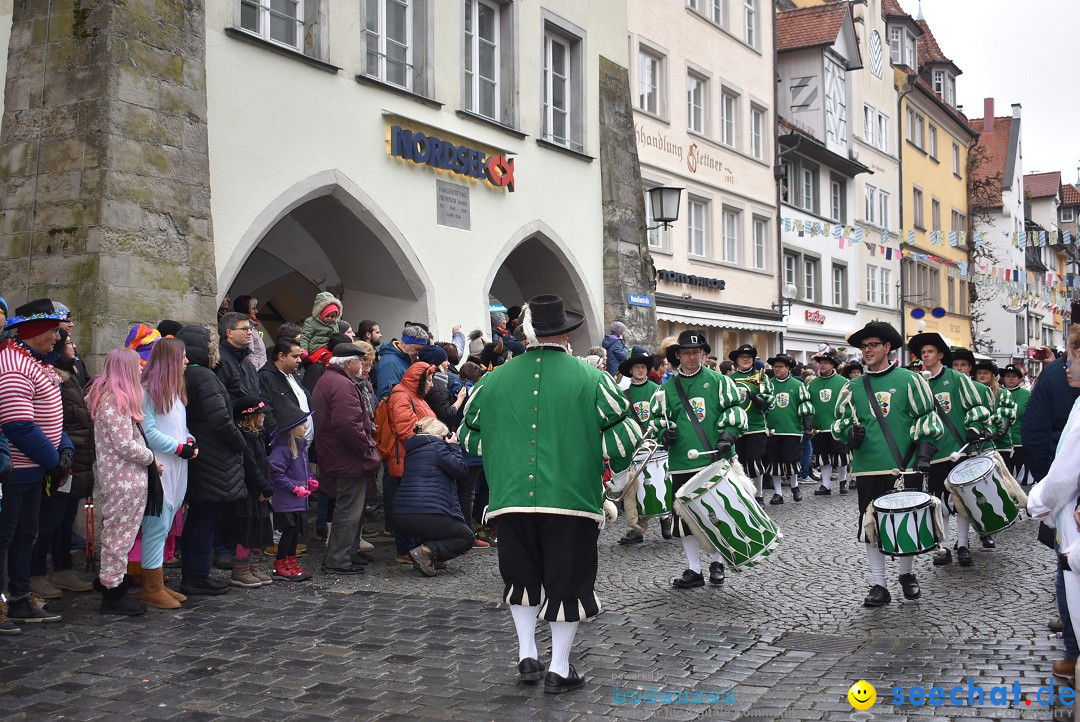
left=1000, top=364, right=1031, bottom=484
left=908, top=332, right=992, bottom=568
left=971, top=358, right=1017, bottom=552
left=832, top=322, right=943, bottom=607
left=615, top=351, right=666, bottom=545
left=648, top=331, right=747, bottom=588
left=461, top=295, right=642, bottom=694
left=764, top=354, right=813, bottom=504
left=808, top=350, right=851, bottom=496
left=728, top=343, right=773, bottom=503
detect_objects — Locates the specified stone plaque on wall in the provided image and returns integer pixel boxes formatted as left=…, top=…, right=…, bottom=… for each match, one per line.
left=436, top=180, right=471, bottom=230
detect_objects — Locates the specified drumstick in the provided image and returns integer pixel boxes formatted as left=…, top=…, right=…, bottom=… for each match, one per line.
left=687, top=448, right=724, bottom=459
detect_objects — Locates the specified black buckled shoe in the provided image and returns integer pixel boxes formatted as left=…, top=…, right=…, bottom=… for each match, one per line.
left=839, top=480, right=849, bottom=494
left=671, top=569, right=705, bottom=589
left=980, top=534, right=996, bottom=549
left=862, top=584, right=891, bottom=607
left=617, top=530, right=644, bottom=546
left=932, top=548, right=953, bottom=566
left=518, top=657, right=547, bottom=684
left=898, top=573, right=921, bottom=600
left=792, top=487, right=803, bottom=503
left=659, top=515, right=673, bottom=540
left=709, top=561, right=725, bottom=585
left=769, top=493, right=784, bottom=505
left=544, top=665, right=585, bottom=694
left=957, top=546, right=974, bottom=566
left=754, top=496, right=764, bottom=507
left=813, top=486, right=832, bottom=496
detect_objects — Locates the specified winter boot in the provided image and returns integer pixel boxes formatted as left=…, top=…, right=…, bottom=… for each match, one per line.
left=126, top=561, right=144, bottom=587
left=140, top=567, right=181, bottom=609
left=230, top=561, right=262, bottom=588
left=287, top=556, right=312, bottom=581
left=248, top=552, right=273, bottom=586
left=273, top=558, right=303, bottom=581
left=100, top=575, right=146, bottom=616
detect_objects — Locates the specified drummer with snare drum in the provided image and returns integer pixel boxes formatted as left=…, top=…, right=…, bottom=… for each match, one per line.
left=832, top=322, right=944, bottom=608
left=908, top=332, right=993, bottom=569
left=616, top=351, right=667, bottom=546
left=648, top=330, right=748, bottom=589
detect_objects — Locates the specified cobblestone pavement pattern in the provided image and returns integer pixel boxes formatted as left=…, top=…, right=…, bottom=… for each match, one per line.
left=1, top=489, right=1070, bottom=721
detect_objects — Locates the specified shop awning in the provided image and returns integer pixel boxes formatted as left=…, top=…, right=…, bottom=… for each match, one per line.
left=656, top=308, right=787, bottom=332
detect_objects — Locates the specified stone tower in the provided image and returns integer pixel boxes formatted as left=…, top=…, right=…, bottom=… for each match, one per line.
left=0, top=0, right=217, bottom=367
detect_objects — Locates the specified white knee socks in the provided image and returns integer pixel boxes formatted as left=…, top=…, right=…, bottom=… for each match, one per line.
left=754, top=475, right=764, bottom=495
left=837, top=465, right=848, bottom=481
left=772, top=475, right=782, bottom=495
left=820, top=464, right=833, bottom=489
left=942, top=511, right=952, bottom=547
left=865, top=545, right=888, bottom=588
left=710, top=551, right=724, bottom=565
left=510, top=604, right=538, bottom=662
left=681, top=534, right=702, bottom=573
left=898, top=555, right=914, bottom=575
left=549, top=621, right=578, bottom=678
left=957, top=517, right=970, bottom=548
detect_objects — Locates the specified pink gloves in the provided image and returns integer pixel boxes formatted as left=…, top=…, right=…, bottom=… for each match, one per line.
left=291, top=486, right=312, bottom=499
left=307, top=477, right=319, bottom=492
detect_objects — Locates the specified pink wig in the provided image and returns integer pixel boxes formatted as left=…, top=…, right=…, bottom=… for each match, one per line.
left=86, top=348, right=145, bottom=422
left=143, top=337, right=187, bottom=414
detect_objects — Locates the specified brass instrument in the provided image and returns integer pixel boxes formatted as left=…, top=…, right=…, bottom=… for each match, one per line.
left=605, top=438, right=659, bottom=503
left=733, top=369, right=767, bottom=411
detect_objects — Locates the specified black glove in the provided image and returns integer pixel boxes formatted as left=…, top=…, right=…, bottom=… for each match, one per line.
left=177, top=440, right=198, bottom=460
left=56, top=448, right=73, bottom=473
left=750, top=393, right=769, bottom=412
left=802, top=416, right=814, bottom=435
left=714, top=431, right=737, bottom=458
left=661, top=428, right=678, bottom=449
left=998, top=418, right=1012, bottom=438
left=850, top=423, right=866, bottom=450
left=965, top=429, right=983, bottom=445
left=916, top=441, right=937, bottom=474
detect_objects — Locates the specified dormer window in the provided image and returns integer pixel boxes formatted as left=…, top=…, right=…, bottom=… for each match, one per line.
left=888, top=25, right=917, bottom=68
left=932, top=69, right=956, bottom=107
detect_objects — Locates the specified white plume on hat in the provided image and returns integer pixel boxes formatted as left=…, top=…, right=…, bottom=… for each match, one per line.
left=520, top=303, right=538, bottom=346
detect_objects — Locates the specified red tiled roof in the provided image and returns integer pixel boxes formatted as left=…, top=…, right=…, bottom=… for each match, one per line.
left=777, top=3, right=848, bottom=53
left=915, top=20, right=951, bottom=65
left=881, top=0, right=910, bottom=19
left=1025, top=171, right=1062, bottom=199
left=969, top=115, right=1012, bottom=202
left=909, top=74, right=975, bottom=136
left=1061, top=183, right=1080, bottom=206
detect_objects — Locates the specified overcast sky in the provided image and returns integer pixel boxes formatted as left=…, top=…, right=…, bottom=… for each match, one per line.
left=897, top=0, right=1080, bottom=183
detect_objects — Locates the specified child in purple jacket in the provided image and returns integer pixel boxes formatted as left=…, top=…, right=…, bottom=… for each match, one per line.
left=268, top=411, right=315, bottom=581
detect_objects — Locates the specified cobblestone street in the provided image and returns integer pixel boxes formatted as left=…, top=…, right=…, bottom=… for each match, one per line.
left=1, top=489, right=1069, bottom=721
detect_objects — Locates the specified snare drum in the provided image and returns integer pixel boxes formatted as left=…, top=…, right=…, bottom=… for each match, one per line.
left=673, top=460, right=782, bottom=570
left=871, top=491, right=942, bottom=556
left=945, top=453, right=1022, bottom=534
left=635, top=450, right=671, bottom=518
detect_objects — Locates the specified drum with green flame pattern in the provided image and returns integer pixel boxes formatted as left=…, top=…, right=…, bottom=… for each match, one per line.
left=873, top=491, right=939, bottom=556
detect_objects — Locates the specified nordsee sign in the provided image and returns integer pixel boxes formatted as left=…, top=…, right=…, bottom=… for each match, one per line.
left=389, top=125, right=515, bottom=191
left=627, top=293, right=653, bottom=308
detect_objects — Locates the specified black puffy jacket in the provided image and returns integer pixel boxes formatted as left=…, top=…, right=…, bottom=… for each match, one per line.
left=393, top=434, right=468, bottom=520
left=177, top=325, right=246, bottom=504
left=217, top=339, right=260, bottom=405
left=55, top=365, right=95, bottom=498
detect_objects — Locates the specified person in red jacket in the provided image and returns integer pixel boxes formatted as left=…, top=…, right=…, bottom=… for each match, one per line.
left=386, top=362, right=436, bottom=563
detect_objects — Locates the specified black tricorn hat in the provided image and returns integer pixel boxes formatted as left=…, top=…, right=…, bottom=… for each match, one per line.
left=908, top=332, right=953, bottom=367
left=767, top=353, right=797, bottom=368
left=665, top=330, right=711, bottom=366
left=974, top=359, right=999, bottom=375
left=523, top=294, right=584, bottom=336
left=1000, top=363, right=1024, bottom=378
left=840, top=361, right=864, bottom=378
left=847, top=321, right=902, bottom=352
left=728, top=343, right=758, bottom=363
left=812, top=350, right=842, bottom=367
left=618, top=352, right=654, bottom=377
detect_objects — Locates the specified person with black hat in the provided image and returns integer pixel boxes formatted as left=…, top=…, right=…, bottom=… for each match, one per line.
left=951, top=347, right=975, bottom=377
left=0, top=299, right=73, bottom=627
left=808, top=351, right=850, bottom=495
left=763, top=354, right=813, bottom=504
left=268, top=409, right=316, bottom=581
left=614, top=350, right=665, bottom=545
left=728, top=344, right=774, bottom=503
left=461, top=294, right=643, bottom=693
left=648, top=331, right=748, bottom=588
left=832, top=321, right=943, bottom=607
left=909, top=332, right=993, bottom=567
left=970, top=358, right=1018, bottom=552
left=1000, top=364, right=1031, bottom=483
left=840, top=361, right=864, bottom=380
left=226, top=395, right=276, bottom=589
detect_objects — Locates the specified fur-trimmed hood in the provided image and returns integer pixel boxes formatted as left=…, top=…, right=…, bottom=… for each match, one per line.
left=312, top=291, right=343, bottom=318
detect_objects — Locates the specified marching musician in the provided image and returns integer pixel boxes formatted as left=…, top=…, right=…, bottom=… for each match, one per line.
left=970, top=358, right=1017, bottom=552
left=728, top=344, right=774, bottom=505
left=763, top=354, right=813, bottom=505
left=999, top=364, right=1030, bottom=484
left=832, top=322, right=943, bottom=607
left=908, top=332, right=992, bottom=568
left=648, top=330, right=747, bottom=589
left=616, top=351, right=671, bottom=545
left=460, top=294, right=642, bottom=693
left=808, top=350, right=851, bottom=496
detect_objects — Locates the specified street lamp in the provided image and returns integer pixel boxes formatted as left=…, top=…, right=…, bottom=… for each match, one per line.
left=771, top=283, right=797, bottom=316
left=646, top=186, right=684, bottom=230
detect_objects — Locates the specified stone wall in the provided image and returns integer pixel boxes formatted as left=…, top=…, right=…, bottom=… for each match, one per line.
left=598, top=55, right=658, bottom=353
left=0, top=0, right=216, bottom=368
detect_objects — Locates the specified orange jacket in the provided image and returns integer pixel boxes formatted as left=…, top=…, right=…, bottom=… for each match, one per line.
left=387, top=362, right=436, bottom=477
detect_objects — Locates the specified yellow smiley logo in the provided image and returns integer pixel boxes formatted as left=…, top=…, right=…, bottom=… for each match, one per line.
left=848, top=680, right=877, bottom=710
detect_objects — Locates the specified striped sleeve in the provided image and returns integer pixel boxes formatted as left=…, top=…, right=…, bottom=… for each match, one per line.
left=647, top=384, right=673, bottom=437
left=990, top=387, right=1017, bottom=436
left=759, top=375, right=775, bottom=408
left=716, top=375, right=748, bottom=436
left=796, top=382, right=814, bottom=418
left=955, top=372, right=992, bottom=433
left=831, top=381, right=855, bottom=441
left=597, top=372, right=643, bottom=474
left=908, top=373, right=944, bottom=441
left=459, top=375, right=486, bottom=456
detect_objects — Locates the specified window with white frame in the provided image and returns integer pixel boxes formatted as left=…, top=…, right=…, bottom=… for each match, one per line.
left=877, top=111, right=890, bottom=152
left=712, top=0, right=723, bottom=25
left=722, top=208, right=739, bottom=263
left=933, top=69, right=956, bottom=107
left=720, top=90, right=737, bottom=147
left=951, top=210, right=966, bottom=235
left=744, top=0, right=756, bottom=46
left=932, top=198, right=941, bottom=231
left=803, top=257, right=818, bottom=302
left=1062, top=207, right=1076, bottom=223
left=830, top=176, right=845, bottom=223
left=905, top=108, right=924, bottom=148
left=864, top=105, right=876, bottom=147
left=363, top=0, right=419, bottom=90
left=240, top=0, right=305, bottom=51
left=952, top=143, right=961, bottom=174
left=832, top=264, right=847, bottom=307
left=688, top=198, right=707, bottom=257
left=879, top=190, right=890, bottom=229
left=750, top=106, right=765, bottom=159
left=928, top=124, right=938, bottom=159
left=947, top=275, right=956, bottom=311
left=864, top=184, right=878, bottom=224
left=1015, top=314, right=1025, bottom=345
left=543, top=23, right=584, bottom=152
left=783, top=252, right=798, bottom=290
left=912, top=187, right=924, bottom=227
left=903, top=259, right=941, bottom=304
left=866, top=264, right=879, bottom=304
left=638, top=46, right=663, bottom=115
left=752, top=217, right=768, bottom=270
left=780, top=160, right=792, bottom=204
left=464, top=0, right=501, bottom=121
left=800, top=164, right=816, bottom=213
left=687, top=73, right=707, bottom=134
left=644, top=187, right=667, bottom=251
left=881, top=268, right=892, bottom=306
left=888, top=25, right=917, bottom=67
